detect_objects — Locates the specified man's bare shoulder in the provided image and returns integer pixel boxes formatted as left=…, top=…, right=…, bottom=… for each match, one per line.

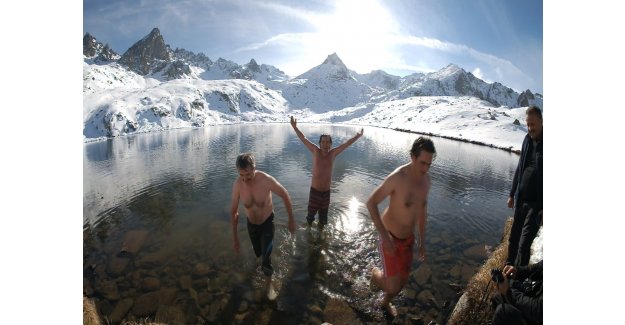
left=388, top=163, right=411, bottom=178
left=256, top=170, right=278, bottom=183
left=232, top=176, right=242, bottom=190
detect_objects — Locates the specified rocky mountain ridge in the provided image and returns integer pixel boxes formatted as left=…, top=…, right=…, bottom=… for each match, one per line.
left=83, top=28, right=542, bottom=109
left=83, top=28, right=542, bottom=140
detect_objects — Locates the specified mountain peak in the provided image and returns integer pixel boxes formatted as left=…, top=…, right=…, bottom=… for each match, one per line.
left=322, top=53, right=347, bottom=69
left=119, top=27, right=171, bottom=75
left=148, top=28, right=161, bottom=37
left=442, top=63, right=463, bottom=74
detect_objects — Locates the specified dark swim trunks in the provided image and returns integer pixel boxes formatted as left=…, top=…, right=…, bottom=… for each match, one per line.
left=247, top=212, right=275, bottom=276
left=379, top=232, right=415, bottom=278
left=307, top=187, right=331, bottom=225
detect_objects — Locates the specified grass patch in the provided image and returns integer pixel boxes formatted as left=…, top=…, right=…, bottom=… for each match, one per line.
left=447, top=217, right=513, bottom=324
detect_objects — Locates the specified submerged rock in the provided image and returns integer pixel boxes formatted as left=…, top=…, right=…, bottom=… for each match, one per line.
left=323, top=298, right=360, bottom=325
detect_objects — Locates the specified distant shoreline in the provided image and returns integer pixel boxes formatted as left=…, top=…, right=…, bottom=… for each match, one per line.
left=391, top=127, right=521, bottom=155
left=83, top=122, right=523, bottom=155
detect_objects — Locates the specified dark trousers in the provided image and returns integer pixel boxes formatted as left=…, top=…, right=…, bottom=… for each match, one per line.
left=247, top=213, right=275, bottom=276
left=507, top=201, right=541, bottom=266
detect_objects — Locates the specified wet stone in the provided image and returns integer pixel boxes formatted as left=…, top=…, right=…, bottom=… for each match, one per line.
left=120, top=229, right=149, bottom=254
left=463, top=244, right=487, bottom=260
left=178, top=275, right=192, bottom=289
left=83, top=277, right=94, bottom=296
left=406, top=314, right=425, bottom=325
left=96, top=280, right=120, bottom=301
left=193, top=262, right=211, bottom=276
left=461, top=264, right=477, bottom=282
left=449, top=264, right=462, bottom=279
left=417, top=290, right=437, bottom=307
left=323, top=297, right=359, bottom=325
left=157, top=287, right=178, bottom=306
left=155, top=305, right=185, bottom=325
left=238, top=300, right=249, bottom=312
left=107, top=257, right=130, bottom=276
left=109, top=298, right=134, bottom=323
left=96, top=298, right=113, bottom=317
left=404, top=288, right=418, bottom=300
left=198, top=291, right=211, bottom=306
left=193, top=276, right=209, bottom=288
left=132, top=291, right=160, bottom=317
left=142, top=277, right=161, bottom=291
left=243, top=290, right=254, bottom=302
left=234, top=312, right=248, bottom=323
left=308, top=304, right=323, bottom=315
left=413, top=263, right=432, bottom=286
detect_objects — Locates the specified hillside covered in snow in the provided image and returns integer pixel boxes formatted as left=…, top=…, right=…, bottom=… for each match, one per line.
left=83, top=28, right=543, bottom=151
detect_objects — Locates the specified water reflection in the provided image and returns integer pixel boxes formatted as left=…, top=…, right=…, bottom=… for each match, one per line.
left=83, top=124, right=518, bottom=324
left=335, top=196, right=363, bottom=236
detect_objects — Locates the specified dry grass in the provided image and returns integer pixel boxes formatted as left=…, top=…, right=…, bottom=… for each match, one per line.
left=83, top=297, right=101, bottom=325
left=447, top=217, right=513, bottom=325
left=83, top=296, right=168, bottom=325
left=119, top=320, right=167, bottom=325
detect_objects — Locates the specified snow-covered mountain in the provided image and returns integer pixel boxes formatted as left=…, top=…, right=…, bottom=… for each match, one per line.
left=281, top=53, right=380, bottom=112
left=83, top=28, right=543, bottom=151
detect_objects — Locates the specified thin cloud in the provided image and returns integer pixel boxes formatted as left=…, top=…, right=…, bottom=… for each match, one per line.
left=232, top=33, right=313, bottom=53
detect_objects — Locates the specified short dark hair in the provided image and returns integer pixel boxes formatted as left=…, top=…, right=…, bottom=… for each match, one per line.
left=526, top=105, right=542, bottom=120
left=236, top=153, right=255, bottom=170
left=319, top=134, right=332, bottom=144
left=410, top=136, right=436, bottom=159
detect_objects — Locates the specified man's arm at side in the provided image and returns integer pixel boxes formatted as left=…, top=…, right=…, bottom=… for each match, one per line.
left=367, top=173, right=396, bottom=252
left=332, top=128, right=363, bottom=156
left=269, top=175, right=296, bottom=234
left=416, top=200, right=427, bottom=262
left=290, top=116, right=317, bottom=152
left=230, top=181, right=241, bottom=253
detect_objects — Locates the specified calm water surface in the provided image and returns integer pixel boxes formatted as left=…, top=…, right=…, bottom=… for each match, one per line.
left=83, top=124, right=518, bottom=324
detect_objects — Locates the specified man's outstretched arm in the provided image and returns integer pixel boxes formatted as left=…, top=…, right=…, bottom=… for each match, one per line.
left=290, top=116, right=317, bottom=152
left=332, top=128, right=363, bottom=156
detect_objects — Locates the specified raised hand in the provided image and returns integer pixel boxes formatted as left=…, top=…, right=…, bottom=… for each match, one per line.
left=290, top=116, right=297, bottom=128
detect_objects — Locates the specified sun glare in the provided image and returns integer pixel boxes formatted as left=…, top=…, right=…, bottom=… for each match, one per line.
left=338, top=196, right=363, bottom=235
left=309, top=0, right=398, bottom=73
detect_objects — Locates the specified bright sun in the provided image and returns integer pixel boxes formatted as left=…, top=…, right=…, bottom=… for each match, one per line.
left=309, top=0, right=398, bottom=73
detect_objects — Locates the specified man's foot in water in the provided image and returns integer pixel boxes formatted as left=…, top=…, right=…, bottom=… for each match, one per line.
left=370, top=267, right=382, bottom=291
left=267, top=282, right=277, bottom=301
left=382, top=302, right=397, bottom=318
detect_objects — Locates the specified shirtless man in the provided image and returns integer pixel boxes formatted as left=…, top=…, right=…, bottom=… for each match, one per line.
left=230, top=153, right=296, bottom=299
left=290, top=116, right=363, bottom=227
left=367, top=137, right=436, bottom=317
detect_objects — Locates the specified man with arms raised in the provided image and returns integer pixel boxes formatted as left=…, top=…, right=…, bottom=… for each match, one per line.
left=290, top=116, right=363, bottom=227
left=230, top=153, right=296, bottom=300
left=368, top=137, right=436, bottom=317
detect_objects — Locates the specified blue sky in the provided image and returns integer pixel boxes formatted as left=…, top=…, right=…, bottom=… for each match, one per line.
left=84, top=0, right=543, bottom=93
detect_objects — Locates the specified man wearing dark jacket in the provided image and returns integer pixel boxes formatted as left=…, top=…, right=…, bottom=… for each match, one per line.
left=506, top=106, right=543, bottom=267
left=492, top=260, right=543, bottom=325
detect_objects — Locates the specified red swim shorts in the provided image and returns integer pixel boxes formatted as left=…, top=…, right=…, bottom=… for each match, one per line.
left=379, top=232, right=415, bottom=278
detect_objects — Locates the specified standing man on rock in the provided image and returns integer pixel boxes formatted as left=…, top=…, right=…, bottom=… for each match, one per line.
left=230, top=153, right=296, bottom=300
left=290, top=116, right=363, bottom=227
left=505, top=106, right=543, bottom=268
left=368, top=137, right=436, bottom=317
